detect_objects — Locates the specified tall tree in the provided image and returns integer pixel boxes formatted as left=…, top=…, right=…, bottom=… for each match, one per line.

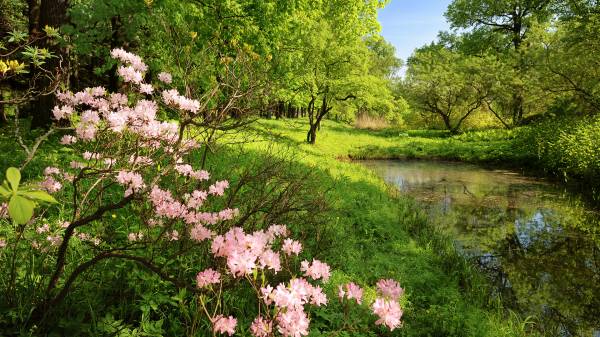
left=445, top=0, right=554, bottom=125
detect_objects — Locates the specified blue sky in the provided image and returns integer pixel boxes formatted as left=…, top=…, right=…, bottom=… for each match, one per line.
left=378, top=0, right=453, bottom=63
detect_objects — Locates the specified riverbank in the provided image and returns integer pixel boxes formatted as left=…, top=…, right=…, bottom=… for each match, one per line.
left=254, top=118, right=600, bottom=203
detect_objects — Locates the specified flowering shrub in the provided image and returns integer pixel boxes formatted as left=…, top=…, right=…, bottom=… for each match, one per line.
left=0, top=49, right=405, bottom=335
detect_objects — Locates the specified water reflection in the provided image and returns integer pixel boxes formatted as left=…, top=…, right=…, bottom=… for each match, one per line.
left=362, top=160, right=600, bottom=337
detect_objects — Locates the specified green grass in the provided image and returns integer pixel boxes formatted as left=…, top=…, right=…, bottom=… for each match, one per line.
left=0, top=119, right=541, bottom=336
left=216, top=119, right=541, bottom=336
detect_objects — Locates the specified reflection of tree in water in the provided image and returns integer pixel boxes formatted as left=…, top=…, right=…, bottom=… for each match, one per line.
left=363, top=160, right=600, bottom=336
left=494, top=230, right=600, bottom=336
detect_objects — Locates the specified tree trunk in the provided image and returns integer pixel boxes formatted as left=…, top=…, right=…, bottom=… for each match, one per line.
left=30, top=0, right=69, bottom=129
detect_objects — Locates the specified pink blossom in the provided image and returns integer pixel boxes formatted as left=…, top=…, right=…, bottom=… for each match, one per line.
left=89, top=86, right=106, bottom=97
left=36, top=223, right=50, bottom=234
left=139, top=83, right=154, bottom=95
left=300, top=259, right=330, bottom=281
left=60, top=135, right=77, bottom=145
left=372, top=298, right=402, bottom=331
left=128, top=232, right=143, bottom=241
left=218, top=208, right=238, bottom=221
left=168, top=230, right=179, bottom=241
left=310, top=285, right=327, bottom=306
left=196, top=268, right=221, bottom=288
left=41, top=176, right=62, bottom=193
left=81, top=110, right=100, bottom=124
left=109, top=92, right=128, bottom=107
left=212, top=315, right=236, bottom=336
left=209, top=180, right=229, bottom=196
left=75, top=123, right=97, bottom=141
left=276, top=308, right=310, bottom=337
left=46, top=235, right=62, bottom=246
left=149, top=186, right=187, bottom=219
left=82, top=151, right=101, bottom=160
left=44, top=167, right=61, bottom=176
left=190, top=169, right=210, bottom=180
left=0, top=239, right=6, bottom=248
left=111, top=48, right=147, bottom=72
left=267, top=224, right=289, bottom=241
left=250, top=316, right=272, bottom=337
left=187, top=190, right=208, bottom=209
left=61, top=221, right=70, bottom=228
left=118, top=65, right=143, bottom=84
left=190, top=224, right=214, bottom=242
left=338, top=282, right=363, bottom=304
left=282, top=239, right=302, bottom=256
left=259, top=249, right=281, bottom=272
left=104, top=158, right=116, bottom=167
left=376, top=279, right=404, bottom=301
left=227, top=250, right=256, bottom=277
left=52, top=105, right=73, bottom=120
left=115, top=171, right=145, bottom=196
left=157, top=72, right=172, bottom=84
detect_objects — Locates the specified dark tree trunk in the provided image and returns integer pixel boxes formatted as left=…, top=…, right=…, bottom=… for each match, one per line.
left=30, top=0, right=69, bottom=129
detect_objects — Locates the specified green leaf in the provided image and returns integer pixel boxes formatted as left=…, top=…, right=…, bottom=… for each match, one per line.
left=6, top=167, right=21, bottom=191
left=0, top=185, right=10, bottom=198
left=8, top=195, right=35, bottom=224
left=20, top=190, right=58, bottom=203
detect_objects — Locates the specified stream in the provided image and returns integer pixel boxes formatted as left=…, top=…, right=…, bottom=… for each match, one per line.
left=361, top=160, right=600, bottom=337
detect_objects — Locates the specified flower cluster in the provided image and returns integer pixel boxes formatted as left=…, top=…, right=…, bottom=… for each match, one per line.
left=372, top=279, right=404, bottom=330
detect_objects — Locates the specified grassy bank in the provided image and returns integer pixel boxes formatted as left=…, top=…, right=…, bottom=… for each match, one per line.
left=0, top=120, right=538, bottom=336
left=254, top=118, right=600, bottom=201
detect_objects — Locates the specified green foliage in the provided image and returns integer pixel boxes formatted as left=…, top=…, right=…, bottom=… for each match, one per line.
left=0, top=167, right=56, bottom=224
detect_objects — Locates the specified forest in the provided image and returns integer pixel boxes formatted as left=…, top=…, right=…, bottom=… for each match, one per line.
left=0, top=0, right=599, bottom=336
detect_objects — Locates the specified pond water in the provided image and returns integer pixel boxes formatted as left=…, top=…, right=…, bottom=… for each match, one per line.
left=361, top=160, right=600, bottom=337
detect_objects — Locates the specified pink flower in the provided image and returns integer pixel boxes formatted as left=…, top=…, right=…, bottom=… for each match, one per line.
left=227, top=250, right=256, bottom=277
left=372, top=298, right=402, bottom=331
left=52, top=105, right=73, bottom=120
left=168, top=230, right=179, bottom=241
left=128, top=232, right=143, bottom=241
left=250, top=316, right=272, bottom=337
left=81, top=110, right=100, bottom=124
left=115, top=171, right=145, bottom=196
left=376, top=279, right=404, bottom=301
left=118, top=65, right=143, bottom=84
left=41, top=176, right=62, bottom=193
left=111, top=48, right=148, bottom=72
left=212, top=315, right=236, bottom=336
left=209, top=180, right=229, bottom=196
left=46, top=235, right=62, bottom=246
left=75, top=123, right=97, bottom=141
left=36, top=223, right=50, bottom=234
left=282, top=239, right=302, bottom=256
left=190, top=224, right=214, bottom=242
left=259, top=249, right=281, bottom=272
left=60, top=135, right=77, bottom=145
left=338, top=282, right=363, bottom=304
left=187, top=190, right=208, bottom=209
left=0, top=239, right=6, bottom=248
left=310, top=285, right=327, bottom=306
left=190, top=169, right=209, bottom=180
left=196, top=268, right=221, bottom=288
left=43, top=167, right=61, bottom=176
left=300, top=259, right=330, bottom=281
left=139, top=83, right=154, bottom=95
left=267, top=224, right=288, bottom=241
left=157, top=72, right=172, bottom=84
left=276, top=308, right=310, bottom=337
